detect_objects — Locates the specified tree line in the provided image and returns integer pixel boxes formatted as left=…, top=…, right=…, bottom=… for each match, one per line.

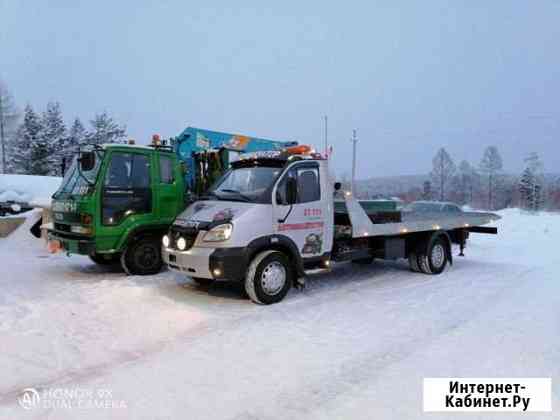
left=423, top=146, right=557, bottom=211
left=0, top=81, right=126, bottom=177
left=356, top=145, right=560, bottom=212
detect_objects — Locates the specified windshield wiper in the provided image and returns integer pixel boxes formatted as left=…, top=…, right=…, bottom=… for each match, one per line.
left=200, top=191, right=221, bottom=200
left=217, top=189, right=251, bottom=202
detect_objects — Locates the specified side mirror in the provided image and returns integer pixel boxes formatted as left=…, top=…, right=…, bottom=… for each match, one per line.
left=79, top=151, right=96, bottom=172
left=334, top=182, right=342, bottom=191
left=286, top=177, right=298, bottom=205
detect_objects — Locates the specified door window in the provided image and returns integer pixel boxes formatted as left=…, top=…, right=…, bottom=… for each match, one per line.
left=103, top=153, right=152, bottom=225
left=159, top=155, right=174, bottom=184
left=276, top=165, right=320, bottom=205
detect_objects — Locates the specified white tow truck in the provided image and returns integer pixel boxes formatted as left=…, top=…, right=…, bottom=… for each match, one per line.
left=162, top=145, right=500, bottom=304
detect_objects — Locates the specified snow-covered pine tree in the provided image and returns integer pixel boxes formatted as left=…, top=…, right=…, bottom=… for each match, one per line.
left=0, top=81, right=20, bottom=174
left=519, top=153, right=545, bottom=211
left=11, top=105, right=42, bottom=174
left=479, top=146, right=503, bottom=210
left=519, top=167, right=534, bottom=210
left=62, top=117, right=87, bottom=173
left=67, top=117, right=86, bottom=149
left=86, top=112, right=126, bottom=145
left=41, top=102, right=66, bottom=176
left=430, top=147, right=456, bottom=201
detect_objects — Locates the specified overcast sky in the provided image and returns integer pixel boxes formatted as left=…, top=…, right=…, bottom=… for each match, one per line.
left=1, top=1, right=559, bottom=177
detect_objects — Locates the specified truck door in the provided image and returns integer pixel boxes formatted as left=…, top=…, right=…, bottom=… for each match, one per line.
left=155, top=153, right=180, bottom=222
left=98, top=151, right=154, bottom=249
left=273, top=162, right=326, bottom=258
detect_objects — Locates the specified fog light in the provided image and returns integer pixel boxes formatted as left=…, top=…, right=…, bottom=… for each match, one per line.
left=213, top=268, right=222, bottom=277
left=177, top=237, right=187, bottom=250
left=162, top=235, right=170, bottom=248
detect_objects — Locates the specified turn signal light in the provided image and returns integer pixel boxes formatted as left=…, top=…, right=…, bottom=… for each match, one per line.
left=80, top=213, right=93, bottom=225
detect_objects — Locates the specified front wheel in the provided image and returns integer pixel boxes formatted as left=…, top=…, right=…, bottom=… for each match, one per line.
left=245, top=251, right=293, bottom=305
left=121, top=237, right=163, bottom=275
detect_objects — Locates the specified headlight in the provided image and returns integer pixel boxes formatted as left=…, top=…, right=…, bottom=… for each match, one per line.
left=203, top=223, right=233, bottom=242
left=176, top=237, right=187, bottom=250
left=70, top=225, right=92, bottom=234
left=162, top=235, right=170, bottom=248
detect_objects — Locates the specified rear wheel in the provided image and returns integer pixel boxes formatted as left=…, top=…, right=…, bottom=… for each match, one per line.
left=427, top=238, right=448, bottom=274
left=121, top=237, right=163, bottom=275
left=408, top=252, right=420, bottom=272
left=89, top=252, right=121, bottom=266
left=245, top=251, right=293, bottom=305
left=417, top=237, right=448, bottom=275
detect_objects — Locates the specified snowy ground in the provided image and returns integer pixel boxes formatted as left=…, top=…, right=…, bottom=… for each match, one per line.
left=0, top=209, right=558, bottom=419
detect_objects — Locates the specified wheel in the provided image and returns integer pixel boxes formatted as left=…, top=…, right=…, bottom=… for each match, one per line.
left=408, top=252, right=420, bottom=272
left=121, top=236, right=163, bottom=275
left=89, top=252, right=121, bottom=265
left=426, top=238, right=448, bottom=274
left=244, top=251, right=293, bottom=305
left=191, top=277, right=214, bottom=286
left=417, top=237, right=448, bottom=275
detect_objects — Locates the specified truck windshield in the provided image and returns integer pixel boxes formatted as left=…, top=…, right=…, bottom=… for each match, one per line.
left=54, top=152, right=103, bottom=197
left=208, top=166, right=282, bottom=203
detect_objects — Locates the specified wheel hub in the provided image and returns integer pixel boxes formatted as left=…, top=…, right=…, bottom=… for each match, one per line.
left=431, top=244, right=445, bottom=268
left=260, top=261, right=286, bottom=295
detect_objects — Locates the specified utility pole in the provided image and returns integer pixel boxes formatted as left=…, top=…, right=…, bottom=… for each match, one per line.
left=351, top=129, right=357, bottom=194
left=0, top=93, right=5, bottom=174
left=323, top=115, right=328, bottom=157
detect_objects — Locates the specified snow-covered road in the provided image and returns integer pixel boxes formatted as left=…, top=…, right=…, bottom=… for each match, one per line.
left=0, top=210, right=558, bottom=419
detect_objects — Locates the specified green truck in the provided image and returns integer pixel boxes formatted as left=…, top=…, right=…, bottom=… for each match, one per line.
left=48, top=127, right=295, bottom=275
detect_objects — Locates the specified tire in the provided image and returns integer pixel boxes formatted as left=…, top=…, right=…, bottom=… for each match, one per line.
left=426, top=237, right=448, bottom=274
left=89, top=252, right=121, bottom=265
left=191, top=277, right=214, bottom=286
left=408, top=252, right=420, bottom=272
left=417, top=252, right=432, bottom=274
left=417, top=237, right=448, bottom=275
left=244, top=251, right=293, bottom=305
left=121, top=236, right=163, bottom=275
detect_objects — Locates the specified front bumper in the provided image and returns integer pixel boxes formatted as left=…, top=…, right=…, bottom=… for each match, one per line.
left=163, top=245, right=248, bottom=281
left=48, top=230, right=95, bottom=255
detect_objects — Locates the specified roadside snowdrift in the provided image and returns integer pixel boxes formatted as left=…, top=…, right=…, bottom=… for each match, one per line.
left=0, top=174, right=61, bottom=207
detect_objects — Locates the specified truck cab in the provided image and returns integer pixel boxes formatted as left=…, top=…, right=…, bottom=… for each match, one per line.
left=163, top=147, right=333, bottom=303
left=49, top=143, right=185, bottom=274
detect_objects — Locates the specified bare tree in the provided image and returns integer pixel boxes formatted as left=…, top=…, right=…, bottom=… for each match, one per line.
left=0, top=81, right=20, bottom=173
left=479, top=146, right=503, bottom=210
left=430, top=147, right=456, bottom=201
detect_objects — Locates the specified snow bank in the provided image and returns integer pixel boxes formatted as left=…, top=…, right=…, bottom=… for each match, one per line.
left=0, top=174, right=61, bottom=207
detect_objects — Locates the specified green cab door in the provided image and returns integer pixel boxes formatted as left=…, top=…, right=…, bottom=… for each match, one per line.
left=154, top=151, right=182, bottom=222
left=96, top=150, right=155, bottom=252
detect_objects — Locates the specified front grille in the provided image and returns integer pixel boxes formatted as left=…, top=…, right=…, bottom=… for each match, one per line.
left=54, top=223, right=71, bottom=233
left=168, top=227, right=198, bottom=251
